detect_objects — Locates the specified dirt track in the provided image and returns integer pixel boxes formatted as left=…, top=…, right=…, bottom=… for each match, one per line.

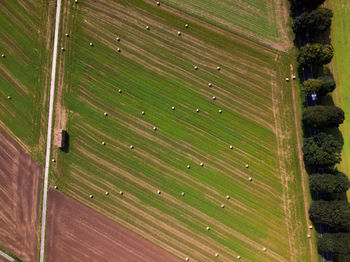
left=45, top=190, right=180, bottom=262
left=0, top=130, right=42, bottom=262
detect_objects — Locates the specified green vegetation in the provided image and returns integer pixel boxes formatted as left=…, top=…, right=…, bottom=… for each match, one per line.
left=302, top=132, right=342, bottom=169
left=318, top=233, right=350, bottom=255
left=297, top=43, right=334, bottom=66
left=309, top=173, right=350, bottom=193
left=0, top=1, right=53, bottom=161
left=292, top=8, right=333, bottom=34
left=302, top=105, right=344, bottom=128
left=328, top=0, right=350, bottom=199
left=0, top=246, right=23, bottom=262
left=49, top=0, right=314, bottom=261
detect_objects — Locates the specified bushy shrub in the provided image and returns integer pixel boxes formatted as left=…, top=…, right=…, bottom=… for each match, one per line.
left=318, top=233, right=350, bottom=254
left=309, top=173, right=350, bottom=193
left=302, top=132, right=341, bottom=168
left=298, top=44, right=334, bottom=66
left=293, top=8, right=333, bottom=33
left=309, top=201, right=350, bottom=228
left=302, top=106, right=344, bottom=128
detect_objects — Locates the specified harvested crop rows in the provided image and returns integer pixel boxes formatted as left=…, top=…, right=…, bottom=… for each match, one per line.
left=0, top=0, right=55, bottom=161
left=0, top=130, right=42, bottom=262
left=45, top=189, right=180, bottom=262
left=51, top=0, right=311, bottom=261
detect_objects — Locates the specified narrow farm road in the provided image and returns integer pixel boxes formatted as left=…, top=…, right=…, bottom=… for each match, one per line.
left=39, top=0, right=62, bottom=261
left=0, top=250, right=15, bottom=262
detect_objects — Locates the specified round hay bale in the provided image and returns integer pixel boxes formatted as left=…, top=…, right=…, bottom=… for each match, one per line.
left=212, top=96, right=216, bottom=100
left=130, top=145, right=134, bottom=149
left=194, top=65, right=198, bottom=70
left=206, top=226, right=210, bottom=231
left=200, top=162, right=204, bottom=167
left=156, top=1, right=160, bottom=6
left=1, top=54, right=5, bottom=58
left=226, top=195, right=230, bottom=199
left=105, top=192, right=109, bottom=196
left=237, top=255, right=241, bottom=259
left=119, top=191, right=124, bottom=195
left=248, top=177, right=252, bottom=181
left=116, top=37, right=120, bottom=41
left=187, top=165, right=190, bottom=169
left=263, top=247, right=267, bottom=252
left=157, top=190, right=161, bottom=194
left=61, top=47, right=65, bottom=51
left=90, top=42, right=93, bottom=46
left=172, top=106, right=175, bottom=110
left=208, top=83, right=212, bottom=87
left=65, top=33, right=69, bottom=37
left=215, top=253, right=219, bottom=258
left=75, top=0, right=78, bottom=3
left=118, top=89, right=122, bottom=93
left=52, top=159, right=56, bottom=163
left=185, top=24, right=189, bottom=28
left=7, top=96, right=11, bottom=100
left=54, top=185, right=58, bottom=189
left=218, top=109, right=222, bottom=113
left=292, top=75, right=296, bottom=80
left=285, top=77, right=289, bottom=82
left=221, top=204, right=225, bottom=208
left=307, top=234, right=311, bottom=238
left=196, top=108, right=199, bottom=112
left=102, top=141, right=106, bottom=145
left=245, top=164, right=249, bottom=168
left=178, top=31, right=182, bottom=36
left=217, top=66, right=220, bottom=71
left=89, top=194, right=93, bottom=198
left=141, top=111, right=145, bottom=115
left=230, top=145, right=233, bottom=149
left=104, top=112, right=108, bottom=116
left=185, top=258, right=190, bottom=262
left=153, top=127, right=157, bottom=131
left=181, top=192, right=185, bottom=196
left=309, top=225, right=313, bottom=229
left=146, top=26, right=150, bottom=30
left=117, top=48, right=121, bottom=52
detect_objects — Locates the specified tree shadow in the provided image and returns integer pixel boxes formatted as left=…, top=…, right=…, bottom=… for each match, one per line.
left=61, top=131, right=70, bottom=153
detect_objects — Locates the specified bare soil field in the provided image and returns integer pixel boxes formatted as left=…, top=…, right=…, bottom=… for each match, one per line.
left=0, top=130, right=42, bottom=262
left=45, top=189, right=180, bottom=262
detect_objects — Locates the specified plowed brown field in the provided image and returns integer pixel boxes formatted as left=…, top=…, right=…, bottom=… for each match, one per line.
left=0, top=130, right=42, bottom=262
left=45, top=189, right=180, bottom=262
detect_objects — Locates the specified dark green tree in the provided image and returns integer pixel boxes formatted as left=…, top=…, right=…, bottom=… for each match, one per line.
left=309, top=201, right=350, bottom=228
left=318, top=75, right=336, bottom=95
left=298, top=44, right=334, bottom=66
left=318, top=233, right=350, bottom=254
left=293, top=8, right=333, bottom=33
left=309, top=173, right=350, bottom=193
left=301, top=76, right=336, bottom=95
left=301, top=79, right=323, bottom=95
left=302, top=106, right=344, bottom=128
left=302, top=132, right=341, bottom=168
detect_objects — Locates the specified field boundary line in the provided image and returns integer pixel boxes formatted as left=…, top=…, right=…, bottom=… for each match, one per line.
left=39, top=0, right=62, bottom=261
left=0, top=250, right=15, bottom=262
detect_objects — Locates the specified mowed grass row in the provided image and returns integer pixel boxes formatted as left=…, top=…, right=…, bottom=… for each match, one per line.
left=328, top=0, right=350, bottom=198
left=0, top=0, right=53, bottom=160
left=54, top=0, right=291, bottom=261
left=157, top=0, right=280, bottom=42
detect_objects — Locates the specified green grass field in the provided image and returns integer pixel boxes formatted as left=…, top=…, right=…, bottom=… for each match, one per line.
left=49, top=0, right=315, bottom=261
left=328, top=0, right=350, bottom=199
left=0, top=0, right=54, bottom=161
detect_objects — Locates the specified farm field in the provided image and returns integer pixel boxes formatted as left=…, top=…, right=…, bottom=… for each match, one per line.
left=50, top=0, right=315, bottom=261
left=45, top=189, right=180, bottom=262
left=0, top=0, right=55, bottom=161
left=328, top=0, right=350, bottom=198
left=0, top=130, right=42, bottom=262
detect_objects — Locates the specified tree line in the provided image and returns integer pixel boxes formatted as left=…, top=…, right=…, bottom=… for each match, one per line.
left=289, top=0, right=350, bottom=260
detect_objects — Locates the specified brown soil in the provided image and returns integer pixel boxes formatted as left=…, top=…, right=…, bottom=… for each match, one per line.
left=0, top=129, right=42, bottom=262
left=45, top=189, right=180, bottom=262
